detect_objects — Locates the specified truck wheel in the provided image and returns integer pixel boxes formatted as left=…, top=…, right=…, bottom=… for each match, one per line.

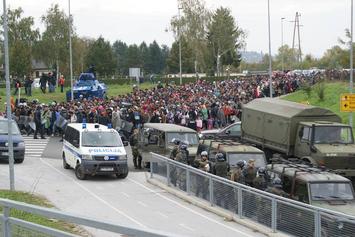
left=75, top=164, right=87, bottom=180
left=62, top=153, right=70, bottom=169
left=116, top=172, right=128, bottom=179
left=15, top=159, right=24, bottom=164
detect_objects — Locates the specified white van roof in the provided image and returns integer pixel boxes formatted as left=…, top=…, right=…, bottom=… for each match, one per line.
left=67, top=123, right=114, bottom=132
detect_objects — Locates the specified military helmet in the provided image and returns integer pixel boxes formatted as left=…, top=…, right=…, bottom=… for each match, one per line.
left=180, top=144, right=188, bottom=150
left=201, top=151, right=208, bottom=156
left=237, top=160, right=247, bottom=169
left=272, top=177, right=283, bottom=188
left=172, top=138, right=181, bottom=145
left=257, top=167, right=267, bottom=176
left=216, top=153, right=224, bottom=161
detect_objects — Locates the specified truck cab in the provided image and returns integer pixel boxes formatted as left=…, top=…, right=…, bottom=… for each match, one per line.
left=295, top=121, right=355, bottom=177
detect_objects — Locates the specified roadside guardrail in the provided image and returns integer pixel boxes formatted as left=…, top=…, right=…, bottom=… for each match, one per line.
left=149, top=152, right=355, bottom=237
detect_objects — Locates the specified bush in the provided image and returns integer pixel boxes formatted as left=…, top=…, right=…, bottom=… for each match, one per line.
left=300, top=82, right=312, bottom=98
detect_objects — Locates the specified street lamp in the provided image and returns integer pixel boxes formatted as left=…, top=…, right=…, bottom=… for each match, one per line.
left=267, top=0, right=273, bottom=98
left=3, top=0, right=15, bottom=190
left=350, top=0, right=354, bottom=127
left=281, top=17, right=285, bottom=72
left=68, top=0, right=74, bottom=101
left=178, top=4, right=182, bottom=85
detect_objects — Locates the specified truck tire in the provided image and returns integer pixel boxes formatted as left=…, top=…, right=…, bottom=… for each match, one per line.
left=62, top=153, right=70, bottom=169
left=75, top=164, right=87, bottom=180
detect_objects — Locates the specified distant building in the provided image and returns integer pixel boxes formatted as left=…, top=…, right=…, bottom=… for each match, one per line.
left=241, top=51, right=263, bottom=64
left=31, top=59, right=51, bottom=78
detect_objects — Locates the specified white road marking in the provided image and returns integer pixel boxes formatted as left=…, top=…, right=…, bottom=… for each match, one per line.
left=156, top=211, right=168, bottom=219
left=25, top=151, right=44, bottom=154
left=179, top=223, right=195, bottom=232
left=137, top=201, right=148, bottom=207
left=26, top=155, right=42, bottom=157
left=121, top=192, right=130, bottom=198
left=128, top=177, right=255, bottom=237
left=39, top=157, right=147, bottom=229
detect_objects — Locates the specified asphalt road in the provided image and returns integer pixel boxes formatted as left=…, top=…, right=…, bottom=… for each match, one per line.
left=0, top=136, right=266, bottom=237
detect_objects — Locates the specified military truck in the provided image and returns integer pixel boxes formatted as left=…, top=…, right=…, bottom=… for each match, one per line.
left=241, top=98, right=355, bottom=179
left=267, top=159, right=355, bottom=236
left=138, top=123, right=199, bottom=167
left=198, top=139, right=267, bottom=171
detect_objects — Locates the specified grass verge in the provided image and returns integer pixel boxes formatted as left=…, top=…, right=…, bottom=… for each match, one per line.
left=0, top=190, right=86, bottom=236
left=283, top=81, right=354, bottom=127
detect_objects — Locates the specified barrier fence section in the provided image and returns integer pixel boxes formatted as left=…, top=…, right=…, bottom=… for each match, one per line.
left=149, top=152, right=355, bottom=237
left=0, top=198, right=181, bottom=237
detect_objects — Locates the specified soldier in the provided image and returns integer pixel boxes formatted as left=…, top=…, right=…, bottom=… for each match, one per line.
left=129, top=129, right=142, bottom=169
left=175, top=144, right=188, bottom=164
left=253, top=167, right=268, bottom=191
left=194, top=151, right=210, bottom=198
left=266, top=177, right=288, bottom=197
left=34, top=105, right=45, bottom=139
left=230, top=160, right=246, bottom=184
left=213, top=153, right=228, bottom=178
left=170, top=138, right=181, bottom=160
left=243, top=159, right=257, bottom=187
left=176, top=144, right=188, bottom=190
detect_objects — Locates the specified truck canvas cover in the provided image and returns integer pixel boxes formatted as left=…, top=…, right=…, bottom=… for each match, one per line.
left=241, top=98, right=341, bottom=154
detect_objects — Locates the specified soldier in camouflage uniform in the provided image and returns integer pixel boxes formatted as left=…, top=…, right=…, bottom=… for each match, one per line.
left=170, top=138, right=181, bottom=160
left=266, top=177, right=288, bottom=197
left=213, top=153, right=229, bottom=208
left=230, top=160, right=246, bottom=184
left=194, top=151, right=210, bottom=198
left=129, top=129, right=142, bottom=169
left=253, top=167, right=268, bottom=191
left=243, top=159, right=257, bottom=187
left=176, top=144, right=188, bottom=191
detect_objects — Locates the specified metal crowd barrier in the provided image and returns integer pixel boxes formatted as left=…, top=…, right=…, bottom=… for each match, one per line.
left=0, top=198, right=182, bottom=237
left=149, top=152, right=355, bottom=237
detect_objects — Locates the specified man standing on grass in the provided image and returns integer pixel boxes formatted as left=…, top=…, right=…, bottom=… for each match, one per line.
left=59, top=75, right=65, bottom=93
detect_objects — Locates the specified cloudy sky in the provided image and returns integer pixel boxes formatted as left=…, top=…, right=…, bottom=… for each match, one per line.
left=4, top=0, right=352, bottom=57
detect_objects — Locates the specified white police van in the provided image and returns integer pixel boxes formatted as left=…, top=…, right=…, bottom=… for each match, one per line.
left=62, top=123, right=128, bottom=180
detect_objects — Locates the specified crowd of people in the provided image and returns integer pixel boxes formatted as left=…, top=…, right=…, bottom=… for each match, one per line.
left=7, top=70, right=325, bottom=140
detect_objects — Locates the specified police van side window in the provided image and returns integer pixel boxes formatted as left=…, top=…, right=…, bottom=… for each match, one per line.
left=72, top=129, right=80, bottom=148
left=64, top=127, right=73, bottom=144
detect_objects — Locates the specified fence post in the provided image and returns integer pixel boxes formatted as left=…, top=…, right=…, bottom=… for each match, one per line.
left=166, top=161, right=170, bottom=186
left=3, top=206, right=10, bottom=237
left=150, top=160, right=153, bottom=178
left=271, top=198, right=277, bottom=232
left=237, top=187, right=243, bottom=218
left=314, top=210, right=321, bottom=237
left=209, top=176, right=214, bottom=206
left=186, top=169, right=190, bottom=195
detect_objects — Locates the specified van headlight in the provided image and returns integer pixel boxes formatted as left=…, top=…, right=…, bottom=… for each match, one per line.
left=82, top=155, right=93, bottom=160
left=120, top=155, right=127, bottom=160
left=17, top=142, right=25, bottom=147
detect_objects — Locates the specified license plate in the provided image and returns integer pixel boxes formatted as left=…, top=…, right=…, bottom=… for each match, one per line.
left=2, top=152, right=8, bottom=156
left=100, top=167, right=114, bottom=171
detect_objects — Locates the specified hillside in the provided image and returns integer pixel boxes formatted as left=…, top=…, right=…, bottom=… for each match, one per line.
left=282, top=81, right=354, bottom=127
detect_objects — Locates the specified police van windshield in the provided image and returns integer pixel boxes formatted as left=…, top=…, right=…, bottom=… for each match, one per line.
left=0, top=121, right=21, bottom=135
left=310, top=182, right=354, bottom=201
left=227, top=153, right=266, bottom=168
left=82, top=131, right=122, bottom=147
left=167, top=132, right=199, bottom=145
left=313, top=126, right=353, bottom=144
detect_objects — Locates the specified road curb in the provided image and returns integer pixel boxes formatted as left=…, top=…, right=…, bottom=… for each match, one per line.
left=147, top=178, right=288, bottom=237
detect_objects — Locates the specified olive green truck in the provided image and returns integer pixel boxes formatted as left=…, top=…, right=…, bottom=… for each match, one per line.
left=241, top=98, right=355, bottom=179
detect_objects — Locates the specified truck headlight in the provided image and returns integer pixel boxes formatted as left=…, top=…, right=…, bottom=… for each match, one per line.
left=82, top=155, right=92, bottom=160
left=17, top=142, right=25, bottom=147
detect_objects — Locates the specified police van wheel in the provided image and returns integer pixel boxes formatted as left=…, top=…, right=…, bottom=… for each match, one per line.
left=62, top=153, right=70, bottom=169
left=75, top=165, right=87, bottom=180
left=116, top=172, right=128, bottom=179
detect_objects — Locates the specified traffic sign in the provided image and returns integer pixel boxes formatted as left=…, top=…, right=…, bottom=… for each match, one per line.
left=340, top=93, right=355, bottom=112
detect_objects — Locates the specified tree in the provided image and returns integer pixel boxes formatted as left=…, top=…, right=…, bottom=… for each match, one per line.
left=148, top=41, right=163, bottom=74
left=166, top=37, right=194, bottom=73
left=273, top=44, right=298, bottom=70
left=84, top=36, right=116, bottom=77
left=1, top=7, right=39, bottom=77
left=36, top=4, right=72, bottom=77
left=125, top=44, right=141, bottom=71
left=207, top=7, right=245, bottom=74
left=112, top=40, right=128, bottom=75
left=72, top=36, right=92, bottom=74
left=139, top=42, right=150, bottom=74
left=170, top=0, right=211, bottom=71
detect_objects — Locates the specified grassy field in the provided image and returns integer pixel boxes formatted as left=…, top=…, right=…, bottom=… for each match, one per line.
left=0, top=190, right=84, bottom=235
left=0, top=82, right=155, bottom=104
left=283, top=81, right=354, bottom=127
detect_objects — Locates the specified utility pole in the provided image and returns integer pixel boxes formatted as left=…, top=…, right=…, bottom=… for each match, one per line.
left=178, top=3, right=182, bottom=85
left=267, top=0, right=273, bottom=98
left=350, top=0, right=353, bottom=127
left=281, top=17, right=285, bottom=71
left=291, top=12, right=302, bottom=63
left=68, top=0, right=74, bottom=101
left=3, top=0, right=15, bottom=191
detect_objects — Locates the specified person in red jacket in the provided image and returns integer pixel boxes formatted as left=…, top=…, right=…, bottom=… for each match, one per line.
left=59, top=75, right=65, bottom=93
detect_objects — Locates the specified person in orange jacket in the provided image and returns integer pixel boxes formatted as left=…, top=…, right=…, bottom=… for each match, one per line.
left=59, top=75, right=65, bottom=93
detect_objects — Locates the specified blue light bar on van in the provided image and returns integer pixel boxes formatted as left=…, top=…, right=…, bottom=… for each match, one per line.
left=82, top=123, right=86, bottom=129
left=107, top=123, right=112, bottom=129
